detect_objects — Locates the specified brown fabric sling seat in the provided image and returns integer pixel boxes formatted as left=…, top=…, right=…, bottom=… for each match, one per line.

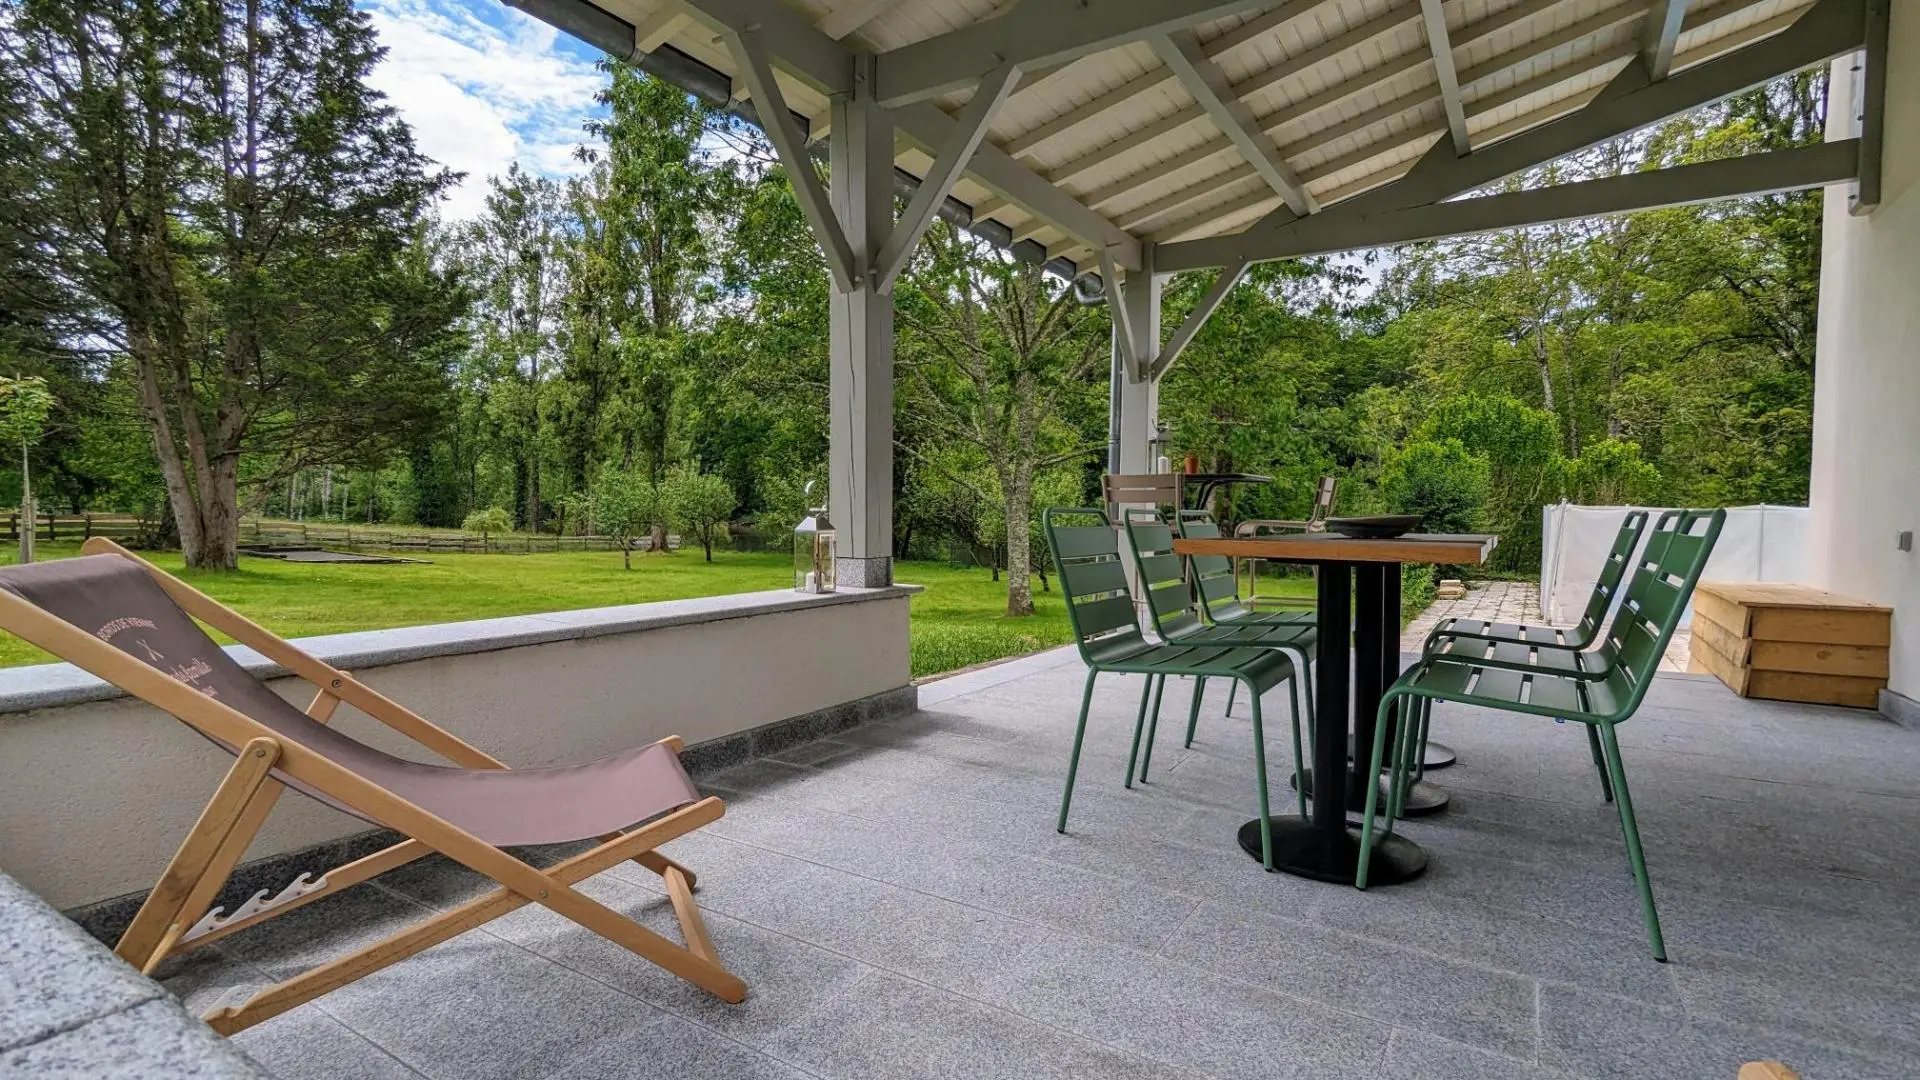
left=0, top=540, right=747, bottom=1036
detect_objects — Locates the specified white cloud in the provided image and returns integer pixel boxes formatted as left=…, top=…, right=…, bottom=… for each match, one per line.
left=360, top=0, right=607, bottom=218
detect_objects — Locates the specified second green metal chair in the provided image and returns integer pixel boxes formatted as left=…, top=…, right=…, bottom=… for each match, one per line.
left=1043, top=507, right=1300, bottom=870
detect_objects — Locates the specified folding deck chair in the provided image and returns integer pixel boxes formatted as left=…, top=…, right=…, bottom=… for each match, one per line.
left=0, top=539, right=746, bottom=1036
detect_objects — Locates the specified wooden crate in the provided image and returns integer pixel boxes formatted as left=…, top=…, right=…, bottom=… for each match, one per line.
left=1687, top=581, right=1891, bottom=709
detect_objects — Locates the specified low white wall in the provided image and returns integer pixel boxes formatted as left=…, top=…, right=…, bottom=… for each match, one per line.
left=1539, top=504, right=1809, bottom=626
left=0, top=587, right=914, bottom=910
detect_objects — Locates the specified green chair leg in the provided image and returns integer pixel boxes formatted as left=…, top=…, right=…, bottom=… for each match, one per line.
left=1184, top=676, right=1206, bottom=748
left=1247, top=679, right=1275, bottom=871
left=1057, top=669, right=1098, bottom=834
left=1125, top=674, right=1157, bottom=789
left=1225, top=678, right=1239, bottom=717
left=1586, top=723, right=1615, bottom=803
left=1355, top=691, right=1405, bottom=889
left=1285, top=676, right=1306, bottom=820
left=1411, top=696, right=1431, bottom=785
left=1301, top=654, right=1317, bottom=749
left=1598, top=724, right=1667, bottom=961
left=1391, top=698, right=1422, bottom=820
left=1139, top=675, right=1169, bottom=782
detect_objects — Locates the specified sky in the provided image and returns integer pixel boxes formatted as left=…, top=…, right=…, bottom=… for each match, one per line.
left=360, top=0, right=611, bottom=218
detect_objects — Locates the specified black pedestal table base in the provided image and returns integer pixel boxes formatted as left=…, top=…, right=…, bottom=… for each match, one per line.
left=1237, top=817, right=1428, bottom=885
left=1343, top=735, right=1456, bottom=770
left=1292, top=768, right=1452, bottom=818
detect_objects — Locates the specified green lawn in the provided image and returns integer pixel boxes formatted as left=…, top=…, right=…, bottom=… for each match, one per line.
left=0, top=543, right=1316, bottom=677
left=0, top=542, right=1326, bottom=677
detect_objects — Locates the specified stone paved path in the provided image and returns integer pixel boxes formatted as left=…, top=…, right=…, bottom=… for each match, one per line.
left=1403, top=579, right=1690, bottom=672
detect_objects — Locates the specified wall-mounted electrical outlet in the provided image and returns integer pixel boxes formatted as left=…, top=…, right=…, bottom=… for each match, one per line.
left=1898, top=531, right=1913, bottom=553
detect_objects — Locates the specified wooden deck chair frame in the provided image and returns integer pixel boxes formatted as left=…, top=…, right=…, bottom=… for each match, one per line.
left=0, top=538, right=745, bottom=1036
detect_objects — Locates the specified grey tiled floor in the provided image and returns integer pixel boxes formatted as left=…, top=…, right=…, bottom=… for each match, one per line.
left=163, top=647, right=1920, bottom=1079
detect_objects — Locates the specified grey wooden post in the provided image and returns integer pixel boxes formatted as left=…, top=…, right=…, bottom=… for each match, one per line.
left=828, top=55, right=896, bottom=587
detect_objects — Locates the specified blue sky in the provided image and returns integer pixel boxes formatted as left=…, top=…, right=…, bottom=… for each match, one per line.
left=360, top=0, right=611, bottom=217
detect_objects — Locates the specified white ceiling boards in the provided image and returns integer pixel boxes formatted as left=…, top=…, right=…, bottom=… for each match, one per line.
left=513, top=0, right=1884, bottom=281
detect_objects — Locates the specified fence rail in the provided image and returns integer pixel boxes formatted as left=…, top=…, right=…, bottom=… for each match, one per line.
left=0, top=513, right=678, bottom=555
left=237, top=521, right=678, bottom=555
left=2, top=513, right=150, bottom=542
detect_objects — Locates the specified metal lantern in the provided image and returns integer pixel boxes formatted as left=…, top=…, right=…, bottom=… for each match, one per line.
left=794, top=481, right=836, bottom=594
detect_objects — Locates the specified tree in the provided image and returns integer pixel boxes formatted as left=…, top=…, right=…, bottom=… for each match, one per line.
left=1417, top=395, right=1561, bottom=569
left=663, top=466, right=734, bottom=562
left=461, top=506, right=513, bottom=553
left=0, top=374, right=55, bottom=562
left=895, top=224, right=1109, bottom=616
left=0, top=0, right=464, bottom=568
left=587, top=464, right=661, bottom=570
left=1381, top=440, right=1490, bottom=536
left=461, top=167, right=568, bottom=534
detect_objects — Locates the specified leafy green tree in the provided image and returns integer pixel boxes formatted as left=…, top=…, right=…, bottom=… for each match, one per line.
left=895, top=224, right=1109, bottom=616
left=663, top=467, right=734, bottom=562
left=0, top=0, right=464, bottom=568
left=460, top=167, right=567, bottom=533
left=587, top=464, right=663, bottom=570
left=1417, top=395, right=1561, bottom=568
left=1382, top=440, right=1490, bottom=536
left=461, top=506, right=514, bottom=553
left=0, top=374, right=54, bottom=562
left=1561, top=439, right=1663, bottom=505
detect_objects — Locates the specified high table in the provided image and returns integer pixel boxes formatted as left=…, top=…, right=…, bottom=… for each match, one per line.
left=1171, top=531, right=1499, bottom=885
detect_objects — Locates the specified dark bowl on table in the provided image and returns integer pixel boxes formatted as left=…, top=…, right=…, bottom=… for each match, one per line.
left=1326, top=515, right=1422, bottom=539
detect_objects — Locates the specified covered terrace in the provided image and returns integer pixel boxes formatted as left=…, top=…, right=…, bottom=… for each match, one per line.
left=1, top=0, right=1916, bottom=1076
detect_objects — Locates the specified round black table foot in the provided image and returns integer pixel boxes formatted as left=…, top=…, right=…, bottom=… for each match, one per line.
left=1343, top=735, right=1456, bottom=770
left=1397, top=780, right=1451, bottom=817
left=1236, top=818, right=1428, bottom=885
left=1293, top=769, right=1451, bottom=817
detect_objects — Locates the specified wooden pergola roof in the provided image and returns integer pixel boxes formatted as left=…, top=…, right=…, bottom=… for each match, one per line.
left=511, top=0, right=1886, bottom=286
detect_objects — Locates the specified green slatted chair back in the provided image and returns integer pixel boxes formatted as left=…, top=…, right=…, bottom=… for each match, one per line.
left=1175, top=511, right=1254, bottom=623
left=1592, top=508, right=1726, bottom=714
left=1042, top=507, right=1149, bottom=665
left=1567, top=510, right=1652, bottom=647
left=1123, top=510, right=1206, bottom=642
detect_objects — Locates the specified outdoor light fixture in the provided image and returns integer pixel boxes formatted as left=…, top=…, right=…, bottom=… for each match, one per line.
left=794, top=480, right=836, bottom=594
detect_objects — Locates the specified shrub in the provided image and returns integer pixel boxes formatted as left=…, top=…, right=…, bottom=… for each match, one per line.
left=460, top=506, right=514, bottom=552
left=1381, top=439, right=1490, bottom=537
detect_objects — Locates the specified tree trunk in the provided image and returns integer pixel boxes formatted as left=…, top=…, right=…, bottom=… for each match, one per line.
left=622, top=538, right=632, bottom=570
left=649, top=523, right=667, bottom=554
left=1004, top=469, right=1034, bottom=617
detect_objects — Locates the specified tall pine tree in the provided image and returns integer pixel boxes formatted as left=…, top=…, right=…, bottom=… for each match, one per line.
left=0, top=0, right=464, bottom=567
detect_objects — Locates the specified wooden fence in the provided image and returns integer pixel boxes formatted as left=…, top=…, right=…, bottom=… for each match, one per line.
left=236, top=521, right=678, bottom=555
left=0, top=513, right=678, bottom=555
left=2, top=513, right=150, bottom=543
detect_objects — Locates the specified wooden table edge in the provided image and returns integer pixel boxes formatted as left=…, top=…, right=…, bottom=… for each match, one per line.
left=1172, top=534, right=1499, bottom=565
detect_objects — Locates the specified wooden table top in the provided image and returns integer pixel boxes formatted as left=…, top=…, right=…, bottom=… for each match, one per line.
left=1173, top=532, right=1499, bottom=565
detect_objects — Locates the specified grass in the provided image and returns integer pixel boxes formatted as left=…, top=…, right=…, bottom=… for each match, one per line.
left=0, top=544, right=1308, bottom=679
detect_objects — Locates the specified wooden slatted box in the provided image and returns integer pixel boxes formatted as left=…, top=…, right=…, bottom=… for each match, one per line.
left=1687, top=582, right=1891, bottom=708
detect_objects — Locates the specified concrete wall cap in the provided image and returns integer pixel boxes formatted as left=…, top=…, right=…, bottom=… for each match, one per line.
left=0, top=584, right=921, bottom=717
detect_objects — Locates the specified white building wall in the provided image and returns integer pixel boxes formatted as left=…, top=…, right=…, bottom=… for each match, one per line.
left=1809, top=9, right=1920, bottom=704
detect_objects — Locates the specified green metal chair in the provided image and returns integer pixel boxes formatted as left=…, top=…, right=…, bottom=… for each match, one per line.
left=1401, top=510, right=1656, bottom=790
left=1424, top=509, right=1651, bottom=658
left=1174, top=511, right=1317, bottom=723
left=1356, top=508, right=1726, bottom=962
left=1043, top=507, right=1298, bottom=870
left=1124, top=511, right=1313, bottom=801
